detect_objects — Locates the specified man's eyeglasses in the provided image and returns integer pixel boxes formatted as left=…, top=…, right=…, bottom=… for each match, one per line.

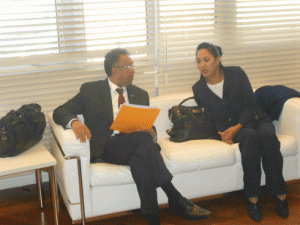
left=115, top=65, right=135, bottom=70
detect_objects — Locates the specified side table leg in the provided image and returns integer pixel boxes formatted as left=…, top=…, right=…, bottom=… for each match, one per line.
left=50, top=166, right=59, bottom=225
left=35, top=169, right=44, bottom=209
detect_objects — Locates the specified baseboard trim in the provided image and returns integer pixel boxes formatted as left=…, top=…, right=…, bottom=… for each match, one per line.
left=0, top=171, right=50, bottom=190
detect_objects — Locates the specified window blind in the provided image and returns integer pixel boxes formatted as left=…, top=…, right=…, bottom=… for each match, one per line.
left=1, top=0, right=300, bottom=149
left=157, top=0, right=215, bottom=95
left=234, top=0, right=300, bottom=89
left=0, top=0, right=157, bottom=148
left=158, top=0, right=300, bottom=95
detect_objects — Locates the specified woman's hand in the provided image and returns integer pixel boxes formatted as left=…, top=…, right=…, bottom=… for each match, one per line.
left=218, top=124, right=242, bottom=145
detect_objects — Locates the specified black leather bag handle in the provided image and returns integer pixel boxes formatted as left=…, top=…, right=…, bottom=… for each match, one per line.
left=179, top=97, right=195, bottom=106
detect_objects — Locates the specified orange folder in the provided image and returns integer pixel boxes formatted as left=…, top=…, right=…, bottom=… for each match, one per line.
left=110, top=104, right=161, bottom=133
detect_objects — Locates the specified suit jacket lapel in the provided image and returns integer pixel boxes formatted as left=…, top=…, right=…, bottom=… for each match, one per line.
left=127, top=85, right=138, bottom=104
left=222, top=67, right=234, bottom=105
left=222, top=67, right=230, bottom=100
left=198, top=76, right=221, bottom=104
left=100, top=78, right=114, bottom=123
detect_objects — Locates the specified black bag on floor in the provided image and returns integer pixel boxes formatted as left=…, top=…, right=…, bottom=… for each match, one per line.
left=0, top=104, right=46, bottom=157
left=167, top=97, right=218, bottom=142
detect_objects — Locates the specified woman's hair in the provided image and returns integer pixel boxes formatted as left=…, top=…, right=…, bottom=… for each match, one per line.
left=196, top=42, right=222, bottom=58
left=104, top=48, right=130, bottom=77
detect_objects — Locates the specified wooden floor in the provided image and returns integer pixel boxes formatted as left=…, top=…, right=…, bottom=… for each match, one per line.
left=1, top=181, right=300, bottom=225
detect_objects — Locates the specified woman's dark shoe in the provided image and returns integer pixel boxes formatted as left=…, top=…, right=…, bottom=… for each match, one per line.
left=168, top=197, right=211, bottom=220
left=246, top=200, right=262, bottom=223
left=274, top=197, right=289, bottom=219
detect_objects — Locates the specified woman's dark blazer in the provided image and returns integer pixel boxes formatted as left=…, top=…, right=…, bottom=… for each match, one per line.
left=192, top=65, right=269, bottom=133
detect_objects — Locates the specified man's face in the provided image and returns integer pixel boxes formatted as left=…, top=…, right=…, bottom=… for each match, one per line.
left=112, top=54, right=135, bottom=87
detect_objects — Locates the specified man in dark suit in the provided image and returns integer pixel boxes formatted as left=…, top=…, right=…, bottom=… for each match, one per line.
left=53, top=48, right=211, bottom=225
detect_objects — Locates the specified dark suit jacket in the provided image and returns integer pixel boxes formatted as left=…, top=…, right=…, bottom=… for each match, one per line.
left=192, top=65, right=269, bottom=133
left=53, top=78, right=149, bottom=160
left=255, top=85, right=300, bottom=121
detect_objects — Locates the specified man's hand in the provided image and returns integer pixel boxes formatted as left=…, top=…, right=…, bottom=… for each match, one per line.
left=71, top=120, right=92, bottom=143
left=137, top=127, right=155, bottom=138
left=218, top=124, right=242, bottom=145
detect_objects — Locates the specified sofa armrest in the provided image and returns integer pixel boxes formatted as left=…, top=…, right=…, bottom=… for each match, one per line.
left=48, top=112, right=93, bottom=220
left=48, top=112, right=90, bottom=158
left=274, top=98, right=300, bottom=142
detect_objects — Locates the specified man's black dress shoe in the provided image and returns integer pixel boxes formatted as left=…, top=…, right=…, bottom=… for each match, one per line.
left=168, top=197, right=211, bottom=220
left=246, top=200, right=262, bottom=223
left=274, top=197, right=289, bottom=219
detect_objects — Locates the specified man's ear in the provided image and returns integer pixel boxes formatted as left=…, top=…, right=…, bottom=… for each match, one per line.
left=111, top=67, right=117, bottom=76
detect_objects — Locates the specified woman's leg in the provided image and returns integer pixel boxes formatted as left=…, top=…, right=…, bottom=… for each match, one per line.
left=256, top=122, right=289, bottom=218
left=234, top=128, right=265, bottom=222
left=256, top=122, right=287, bottom=197
left=234, top=128, right=263, bottom=198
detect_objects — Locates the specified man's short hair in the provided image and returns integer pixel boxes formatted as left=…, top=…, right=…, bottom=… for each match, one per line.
left=104, top=48, right=130, bottom=77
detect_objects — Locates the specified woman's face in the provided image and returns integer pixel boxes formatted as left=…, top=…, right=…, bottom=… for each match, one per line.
left=196, top=48, right=221, bottom=79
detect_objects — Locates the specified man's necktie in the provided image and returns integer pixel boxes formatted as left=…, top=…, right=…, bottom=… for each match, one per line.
left=116, top=88, right=125, bottom=108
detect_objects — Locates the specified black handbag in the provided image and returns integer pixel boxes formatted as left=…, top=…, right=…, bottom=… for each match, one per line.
left=0, top=104, right=46, bottom=157
left=167, top=97, right=218, bottom=142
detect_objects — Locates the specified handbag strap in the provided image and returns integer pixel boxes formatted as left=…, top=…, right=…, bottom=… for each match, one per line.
left=178, top=97, right=212, bottom=122
left=179, top=97, right=195, bottom=106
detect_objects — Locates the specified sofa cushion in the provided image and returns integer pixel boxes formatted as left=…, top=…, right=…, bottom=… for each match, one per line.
left=90, top=163, right=133, bottom=187
left=90, top=138, right=236, bottom=187
left=158, top=138, right=236, bottom=175
left=89, top=134, right=296, bottom=187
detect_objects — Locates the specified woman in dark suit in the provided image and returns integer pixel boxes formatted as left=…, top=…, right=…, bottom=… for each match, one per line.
left=192, top=42, right=289, bottom=223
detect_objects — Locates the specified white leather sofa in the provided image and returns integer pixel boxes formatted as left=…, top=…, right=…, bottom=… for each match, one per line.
left=48, top=93, right=300, bottom=224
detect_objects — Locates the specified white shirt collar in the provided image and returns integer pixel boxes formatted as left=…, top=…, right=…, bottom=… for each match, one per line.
left=108, top=77, right=128, bottom=102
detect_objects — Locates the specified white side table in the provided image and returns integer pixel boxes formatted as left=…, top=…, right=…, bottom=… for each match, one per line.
left=0, top=143, right=59, bottom=225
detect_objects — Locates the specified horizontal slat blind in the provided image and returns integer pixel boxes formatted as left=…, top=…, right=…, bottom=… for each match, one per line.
left=234, top=0, right=300, bottom=90
left=158, top=0, right=300, bottom=96
left=158, top=0, right=216, bottom=95
left=1, top=0, right=300, bottom=149
left=0, top=0, right=157, bottom=148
